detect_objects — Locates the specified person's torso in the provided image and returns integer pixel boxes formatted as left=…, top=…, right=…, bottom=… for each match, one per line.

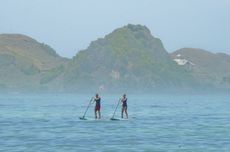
left=95, top=97, right=101, bottom=105
left=122, top=98, right=127, bottom=106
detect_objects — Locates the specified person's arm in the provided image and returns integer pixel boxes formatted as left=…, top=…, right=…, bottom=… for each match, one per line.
left=91, top=97, right=95, bottom=104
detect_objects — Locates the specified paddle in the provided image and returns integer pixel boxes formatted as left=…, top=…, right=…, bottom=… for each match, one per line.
left=79, top=97, right=93, bottom=120
left=110, top=98, right=121, bottom=120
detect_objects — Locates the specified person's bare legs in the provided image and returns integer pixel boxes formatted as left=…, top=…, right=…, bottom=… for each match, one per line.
left=98, top=111, right=101, bottom=119
left=95, top=110, right=97, bottom=119
left=121, top=107, right=124, bottom=118
left=125, top=108, right=128, bottom=119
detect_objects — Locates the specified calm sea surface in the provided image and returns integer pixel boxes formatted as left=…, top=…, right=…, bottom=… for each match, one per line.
left=0, top=93, right=229, bottom=152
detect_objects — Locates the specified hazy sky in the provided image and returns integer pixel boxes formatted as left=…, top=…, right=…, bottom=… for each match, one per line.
left=0, top=0, right=229, bottom=58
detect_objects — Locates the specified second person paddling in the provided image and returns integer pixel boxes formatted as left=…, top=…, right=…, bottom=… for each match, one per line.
left=121, top=94, right=128, bottom=119
left=93, top=93, right=101, bottom=119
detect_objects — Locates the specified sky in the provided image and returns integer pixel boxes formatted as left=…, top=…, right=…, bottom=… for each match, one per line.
left=0, top=0, right=229, bottom=58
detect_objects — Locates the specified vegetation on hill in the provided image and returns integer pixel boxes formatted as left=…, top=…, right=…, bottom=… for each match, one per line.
left=0, top=34, right=68, bottom=91
left=171, top=48, right=230, bottom=88
left=64, top=24, right=196, bottom=92
left=1, top=26, right=229, bottom=92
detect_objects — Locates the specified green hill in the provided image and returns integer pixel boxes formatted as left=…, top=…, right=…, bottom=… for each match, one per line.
left=64, top=24, right=195, bottom=92
left=0, top=34, right=68, bottom=91
left=1, top=26, right=229, bottom=92
left=171, top=48, right=230, bottom=88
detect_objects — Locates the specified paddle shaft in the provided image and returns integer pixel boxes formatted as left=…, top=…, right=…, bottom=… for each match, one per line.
left=82, top=97, right=93, bottom=118
left=111, top=99, right=121, bottom=119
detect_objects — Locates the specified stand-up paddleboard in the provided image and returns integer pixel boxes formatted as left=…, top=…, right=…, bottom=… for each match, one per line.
left=79, top=117, right=128, bottom=121
left=79, top=117, right=98, bottom=121
left=110, top=117, right=129, bottom=121
left=79, top=117, right=109, bottom=122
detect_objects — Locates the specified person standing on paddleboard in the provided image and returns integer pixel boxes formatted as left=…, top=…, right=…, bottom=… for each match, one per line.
left=121, top=94, right=128, bottom=119
left=93, top=93, right=101, bottom=119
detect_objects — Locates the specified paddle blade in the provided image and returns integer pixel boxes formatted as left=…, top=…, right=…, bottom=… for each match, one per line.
left=79, top=117, right=87, bottom=120
left=110, top=118, right=120, bottom=121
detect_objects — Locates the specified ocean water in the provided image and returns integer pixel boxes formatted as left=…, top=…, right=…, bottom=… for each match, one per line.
left=0, top=93, right=229, bottom=152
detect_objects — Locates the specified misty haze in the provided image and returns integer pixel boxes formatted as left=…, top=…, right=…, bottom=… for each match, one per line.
left=0, top=1, right=230, bottom=151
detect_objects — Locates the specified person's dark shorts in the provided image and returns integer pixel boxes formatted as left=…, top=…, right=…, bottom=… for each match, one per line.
left=95, top=104, right=100, bottom=111
left=122, top=105, right=127, bottom=110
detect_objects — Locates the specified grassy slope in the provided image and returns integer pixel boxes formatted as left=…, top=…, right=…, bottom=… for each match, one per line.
left=0, top=34, right=69, bottom=91
left=172, top=48, right=230, bottom=87
left=64, top=24, right=195, bottom=91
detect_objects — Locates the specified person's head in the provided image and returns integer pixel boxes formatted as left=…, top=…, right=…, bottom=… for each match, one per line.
left=123, top=94, right=126, bottom=98
left=95, top=93, right=99, bottom=98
